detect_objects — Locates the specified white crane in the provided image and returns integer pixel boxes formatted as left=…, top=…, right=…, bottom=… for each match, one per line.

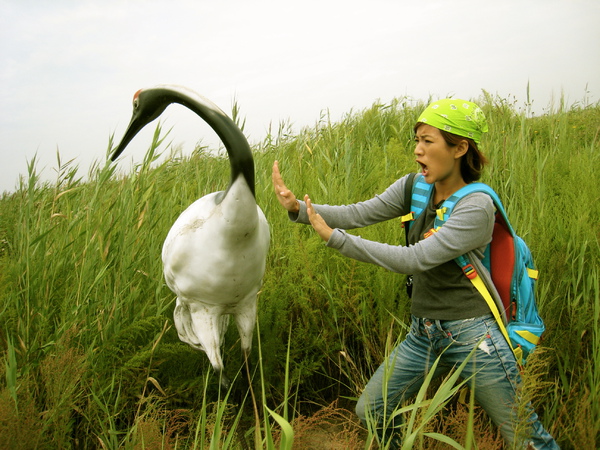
left=111, top=85, right=270, bottom=387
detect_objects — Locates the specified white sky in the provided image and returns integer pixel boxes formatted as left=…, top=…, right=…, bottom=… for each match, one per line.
left=1, top=0, right=599, bottom=194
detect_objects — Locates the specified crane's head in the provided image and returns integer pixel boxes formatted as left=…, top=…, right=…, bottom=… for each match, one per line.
left=110, top=88, right=171, bottom=161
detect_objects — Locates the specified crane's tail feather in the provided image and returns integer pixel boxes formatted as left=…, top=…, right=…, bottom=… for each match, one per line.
left=173, top=300, right=230, bottom=373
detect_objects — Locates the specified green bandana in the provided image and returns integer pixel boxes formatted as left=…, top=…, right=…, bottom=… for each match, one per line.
left=417, top=99, right=488, bottom=144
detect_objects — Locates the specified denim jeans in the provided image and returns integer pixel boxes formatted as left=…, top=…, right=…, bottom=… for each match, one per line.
left=355, top=314, right=559, bottom=449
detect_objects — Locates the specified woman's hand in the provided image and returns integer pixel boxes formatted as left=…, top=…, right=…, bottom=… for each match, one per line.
left=272, top=160, right=299, bottom=213
left=305, top=195, right=333, bottom=242
left=273, top=161, right=332, bottom=242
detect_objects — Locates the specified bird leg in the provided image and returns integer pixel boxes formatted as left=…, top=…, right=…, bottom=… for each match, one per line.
left=218, top=369, right=231, bottom=391
left=243, top=348, right=261, bottom=448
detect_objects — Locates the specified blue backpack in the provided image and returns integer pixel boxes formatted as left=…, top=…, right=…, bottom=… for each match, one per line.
left=403, top=174, right=545, bottom=364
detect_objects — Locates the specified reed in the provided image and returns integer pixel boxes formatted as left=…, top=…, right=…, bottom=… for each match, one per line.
left=0, top=94, right=598, bottom=448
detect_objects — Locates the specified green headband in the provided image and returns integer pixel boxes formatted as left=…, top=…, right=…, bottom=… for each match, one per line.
left=417, top=99, right=488, bottom=144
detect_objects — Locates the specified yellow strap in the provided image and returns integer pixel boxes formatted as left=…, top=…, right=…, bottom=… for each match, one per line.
left=469, top=274, right=523, bottom=365
left=436, top=207, right=447, bottom=221
left=401, top=212, right=414, bottom=223
left=515, top=329, right=541, bottom=345
left=527, top=268, right=539, bottom=280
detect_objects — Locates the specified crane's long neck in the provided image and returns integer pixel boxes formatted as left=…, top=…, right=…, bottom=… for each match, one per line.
left=167, top=87, right=255, bottom=200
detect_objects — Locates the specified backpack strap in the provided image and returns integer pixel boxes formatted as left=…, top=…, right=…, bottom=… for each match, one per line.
left=401, top=173, right=417, bottom=242
left=434, top=183, right=510, bottom=229
left=412, top=174, right=434, bottom=218
left=401, top=173, right=430, bottom=299
left=401, top=173, right=433, bottom=230
left=436, top=183, right=524, bottom=364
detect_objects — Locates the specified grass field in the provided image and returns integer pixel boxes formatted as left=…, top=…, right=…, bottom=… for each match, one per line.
left=1, top=93, right=599, bottom=448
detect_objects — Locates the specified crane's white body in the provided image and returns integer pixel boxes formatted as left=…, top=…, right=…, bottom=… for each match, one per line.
left=111, top=85, right=270, bottom=384
left=163, top=174, right=270, bottom=372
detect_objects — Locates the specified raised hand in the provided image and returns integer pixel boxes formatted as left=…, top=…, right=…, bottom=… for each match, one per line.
left=305, top=194, right=333, bottom=242
left=272, top=160, right=299, bottom=213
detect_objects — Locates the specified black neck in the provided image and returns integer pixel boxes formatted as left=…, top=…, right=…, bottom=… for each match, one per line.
left=162, top=87, right=255, bottom=199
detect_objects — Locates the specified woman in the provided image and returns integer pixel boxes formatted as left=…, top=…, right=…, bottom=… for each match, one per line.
left=272, top=99, right=558, bottom=448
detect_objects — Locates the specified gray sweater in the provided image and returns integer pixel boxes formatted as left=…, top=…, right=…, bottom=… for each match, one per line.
left=291, top=174, right=497, bottom=320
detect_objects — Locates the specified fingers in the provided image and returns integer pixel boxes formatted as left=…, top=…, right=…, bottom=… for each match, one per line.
left=305, top=194, right=333, bottom=242
left=305, top=194, right=317, bottom=224
left=305, top=194, right=321, bottom=223
left=305, top=194, right=312, bottom=214
left=272, top=160, right=281, bottom=184
left=272, top=160, right=283, bottom=191
left=273, top=162, right=288, bottom=197
left=272, top=160, right=298, bottom=213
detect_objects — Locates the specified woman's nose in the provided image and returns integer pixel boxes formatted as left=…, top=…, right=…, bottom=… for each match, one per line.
left=414, top=143, right=423, bottom=156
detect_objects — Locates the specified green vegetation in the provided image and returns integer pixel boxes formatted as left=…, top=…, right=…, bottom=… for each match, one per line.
left=1, top=94, right=599, bottom=448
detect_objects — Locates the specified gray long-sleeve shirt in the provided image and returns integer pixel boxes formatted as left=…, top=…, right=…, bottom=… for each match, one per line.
left=291, top=174, right=495, bottom=320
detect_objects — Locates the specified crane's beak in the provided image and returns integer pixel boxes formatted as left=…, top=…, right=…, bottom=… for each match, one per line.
left=110, top=114, right=149, bottom=161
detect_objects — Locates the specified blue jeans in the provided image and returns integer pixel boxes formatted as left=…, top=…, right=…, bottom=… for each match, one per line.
left=355, top=315, right=559, bottom=449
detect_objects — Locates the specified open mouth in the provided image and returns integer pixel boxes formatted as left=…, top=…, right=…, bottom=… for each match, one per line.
left=417, top=161, right=428, bottom=176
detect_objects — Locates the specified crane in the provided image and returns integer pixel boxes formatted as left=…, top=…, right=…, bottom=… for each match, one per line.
left=111, top=85, right=270, bottom=388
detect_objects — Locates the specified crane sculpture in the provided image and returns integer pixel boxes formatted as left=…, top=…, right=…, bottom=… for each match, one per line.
left=111, top=85, right=270, bottom=387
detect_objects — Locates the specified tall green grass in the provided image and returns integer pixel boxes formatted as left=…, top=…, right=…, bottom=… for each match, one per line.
left=0, top=94, right=599, bottom=448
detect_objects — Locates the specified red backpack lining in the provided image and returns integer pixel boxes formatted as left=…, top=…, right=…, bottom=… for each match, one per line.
left=490, top=213, right=515, bottom=319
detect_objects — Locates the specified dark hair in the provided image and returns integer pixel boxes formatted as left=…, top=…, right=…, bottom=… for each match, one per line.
left=414, top=123, right=488, bottom=183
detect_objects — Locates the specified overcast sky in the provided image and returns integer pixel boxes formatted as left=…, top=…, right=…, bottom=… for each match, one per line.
left=1, top=0, right=599, bottom=194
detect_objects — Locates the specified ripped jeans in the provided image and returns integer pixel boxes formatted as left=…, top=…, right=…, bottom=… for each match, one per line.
left=355, top=314, right=559, bottom=449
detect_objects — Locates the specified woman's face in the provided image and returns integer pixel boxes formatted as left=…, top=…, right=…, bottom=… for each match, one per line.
left=414, top=124, right=462, bottom=184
